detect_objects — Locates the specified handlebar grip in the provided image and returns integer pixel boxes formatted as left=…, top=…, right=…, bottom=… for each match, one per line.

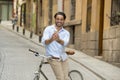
left=29, top=49, right=39, bottom=56
left=29, top=49, right=36, bottom=53
left=29, top=49, right=47, bottom=58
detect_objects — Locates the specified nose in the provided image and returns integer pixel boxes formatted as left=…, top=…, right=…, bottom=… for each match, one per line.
left=57, top=19, right=62, bottom=22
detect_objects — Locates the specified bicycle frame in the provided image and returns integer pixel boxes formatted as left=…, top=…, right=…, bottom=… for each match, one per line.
left=29, top=49, right=49, bottom=80
left=29, top=49, right=84, bottom=80
left=38, top=58, right=48, bottom=80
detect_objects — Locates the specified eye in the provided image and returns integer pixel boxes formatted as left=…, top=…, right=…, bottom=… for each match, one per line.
left=55, top=15, right=64, bottom=21
left=56, top=18, right=64, bottom=21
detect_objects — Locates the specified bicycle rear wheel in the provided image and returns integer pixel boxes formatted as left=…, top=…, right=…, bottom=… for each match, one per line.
left=68, top=70, right=83, bottom=80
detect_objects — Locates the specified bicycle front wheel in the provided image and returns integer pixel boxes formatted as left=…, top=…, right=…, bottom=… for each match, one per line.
left=34, top=75, right=39, bottom=80
left=68, top=70, right=83, bottom=80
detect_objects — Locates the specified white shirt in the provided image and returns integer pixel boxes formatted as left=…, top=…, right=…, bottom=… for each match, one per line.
left=41, top=25, right=70, bottom=61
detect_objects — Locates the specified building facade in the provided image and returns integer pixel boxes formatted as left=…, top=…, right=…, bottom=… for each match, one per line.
left=0, top=0, right=13, bottom=21
left=14, top=0, right=120, bottom=64
left=63, top=0, right=120, bottom=64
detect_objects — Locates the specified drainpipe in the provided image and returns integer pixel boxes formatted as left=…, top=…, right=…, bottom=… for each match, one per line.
left=62, top=0, right=64, bottom=11
left=57, top=0, right=63, bottom=12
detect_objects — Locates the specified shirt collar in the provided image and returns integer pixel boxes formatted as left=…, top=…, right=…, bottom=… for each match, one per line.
left=52, top=24, right=64, bottom=32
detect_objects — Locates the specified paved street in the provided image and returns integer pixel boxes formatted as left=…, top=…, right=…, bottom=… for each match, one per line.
left=0, top=21, right=120, bottom=80
left=0, top=25, right=55, bottom=80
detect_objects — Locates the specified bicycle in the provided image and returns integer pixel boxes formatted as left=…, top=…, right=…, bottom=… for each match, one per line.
left=29, top=49, right=83, bottom=80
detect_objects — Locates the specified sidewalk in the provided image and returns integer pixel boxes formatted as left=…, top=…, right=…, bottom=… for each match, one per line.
left=1, top=21, right=120, bottom=80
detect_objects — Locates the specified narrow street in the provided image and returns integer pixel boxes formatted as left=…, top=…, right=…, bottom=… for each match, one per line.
left=0, top=0, right=120, bottom=80
left=0, top=22, right=120, bottom=80
left=0, top=23, right=102, bottom=80
left=0, top=25, right=55, bottom=80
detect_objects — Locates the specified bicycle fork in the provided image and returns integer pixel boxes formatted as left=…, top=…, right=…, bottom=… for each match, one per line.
left=34, top=62, right=48, bottom=80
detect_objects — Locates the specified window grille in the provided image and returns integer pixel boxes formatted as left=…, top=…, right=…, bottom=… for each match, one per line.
left=86, top=0, right=92, bottom=32
left=110, top=0, right=120, bottom=26
left=70, top=0, right=76, bottom=20
left=36, top=0, right=42, bottom=16
left=49, top=0, right=52, bottom=25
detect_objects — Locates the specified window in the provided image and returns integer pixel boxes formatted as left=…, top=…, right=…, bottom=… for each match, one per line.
left=48, top=0, right=53, bottom=25
left=40, top=0, right=42, bottom=16
left=70, top=26, right=75, bottom=44
left=70, top=0, right=76, bottom=20
left=86, top=0, right=92, bottom=32
left=110, top=0, right=120, bottom=26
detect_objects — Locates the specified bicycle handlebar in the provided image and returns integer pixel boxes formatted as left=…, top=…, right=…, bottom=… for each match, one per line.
left=29, top=49, right=49, bottom=59
left=29, top=49, right=38, bottom=53
left=29, top=49, right=49, bottom=65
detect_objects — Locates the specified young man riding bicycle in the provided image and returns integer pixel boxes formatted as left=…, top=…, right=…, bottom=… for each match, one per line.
left=41, top=12, right=70, bottom=80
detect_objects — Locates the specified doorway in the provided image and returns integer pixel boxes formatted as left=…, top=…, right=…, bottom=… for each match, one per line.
left=98, top=0, right=104, bottom=56
left=69, top=25, right=75, bottom=48
left=0, top=0, right=12, bottom=21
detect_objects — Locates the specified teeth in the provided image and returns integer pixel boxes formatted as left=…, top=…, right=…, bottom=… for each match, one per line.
left=57, top=23, right=61, bottom=24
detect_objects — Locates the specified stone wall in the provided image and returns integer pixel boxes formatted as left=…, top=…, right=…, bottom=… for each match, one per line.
left=76, top=31, right=98, bottom=56
left=103, top=25, right=120, bottom=62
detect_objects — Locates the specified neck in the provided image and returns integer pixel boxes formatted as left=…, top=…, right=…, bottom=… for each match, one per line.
left=55, top=26, right=62, bottom=31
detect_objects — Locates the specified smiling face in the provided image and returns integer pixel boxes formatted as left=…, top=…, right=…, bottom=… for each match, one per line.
left=55, top=15, right=65, bottom=27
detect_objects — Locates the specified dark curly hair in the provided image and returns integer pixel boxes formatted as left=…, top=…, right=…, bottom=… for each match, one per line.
left=54, top=12, right=66, bottom=20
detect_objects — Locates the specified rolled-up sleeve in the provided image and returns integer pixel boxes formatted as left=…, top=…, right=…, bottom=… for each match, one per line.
left=41, top=28, right=49, bottom=46
left=62, top=31, right=70, bottom=47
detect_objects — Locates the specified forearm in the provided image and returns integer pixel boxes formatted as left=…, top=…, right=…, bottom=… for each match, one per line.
left=45, top=38, right=53, bottom=45
left=56, top=39, right=64, bottom=45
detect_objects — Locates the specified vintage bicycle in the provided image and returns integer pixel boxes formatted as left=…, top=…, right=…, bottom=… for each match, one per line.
left=29, top=49, right=83, bottom=80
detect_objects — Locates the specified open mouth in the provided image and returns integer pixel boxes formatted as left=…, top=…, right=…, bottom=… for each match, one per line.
left=56, top=22, right=62, bottom=25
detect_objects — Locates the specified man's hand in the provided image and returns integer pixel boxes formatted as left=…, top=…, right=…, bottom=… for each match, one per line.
left=52, top=31, right=59, bottom=41
left=52, top=31, right=64, bottom=45
left=45, top=31, right=64, bottom=45
left=45, top=31, right=60, bottom=45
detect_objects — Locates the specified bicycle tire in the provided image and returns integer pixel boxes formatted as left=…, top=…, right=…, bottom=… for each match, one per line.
left=34, top=75, right=39, bottom=80
left=33, top=73, right=47, bottom=80
left=68, top=70, right=83, bottom=80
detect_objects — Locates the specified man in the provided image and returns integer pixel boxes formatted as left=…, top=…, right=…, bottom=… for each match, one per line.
left=41, top=12, right=70, bottom=80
